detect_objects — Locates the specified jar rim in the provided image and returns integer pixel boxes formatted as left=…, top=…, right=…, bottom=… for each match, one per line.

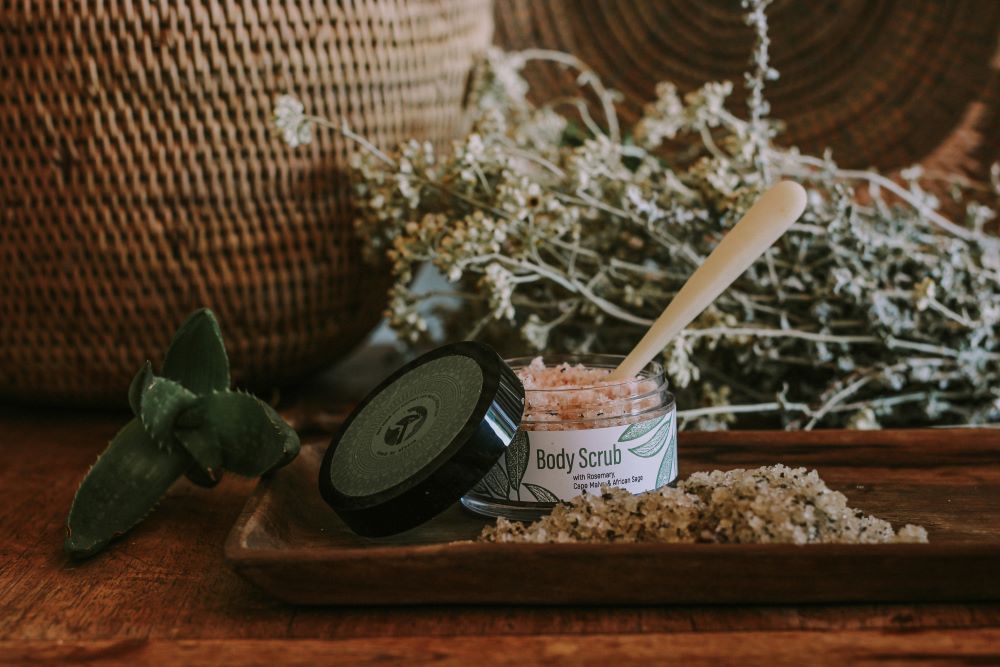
left=504, top=353, right=666, bottom=394
left=518, top=396, right=676, bottom=428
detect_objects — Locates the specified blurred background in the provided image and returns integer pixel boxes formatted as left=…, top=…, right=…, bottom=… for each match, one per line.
left=2, top=0, right=997, bottom=409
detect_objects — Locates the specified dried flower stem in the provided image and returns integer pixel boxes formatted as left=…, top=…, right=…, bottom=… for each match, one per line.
left=275, top=4, right=1000, bottom=429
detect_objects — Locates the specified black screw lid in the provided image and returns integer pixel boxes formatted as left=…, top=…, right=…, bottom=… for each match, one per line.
left=318, top=341, right=525, bottom=537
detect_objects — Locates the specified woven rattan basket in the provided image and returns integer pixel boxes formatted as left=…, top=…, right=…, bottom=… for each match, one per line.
left=0, top=1, right=493, bottom=405
left=495, top=0, right=999, bottom=179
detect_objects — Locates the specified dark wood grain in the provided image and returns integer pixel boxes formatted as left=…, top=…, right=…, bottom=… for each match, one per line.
left=4, top=406, right=1000, bottom=664
left=4, top=629, right=1000, bottom=666
left=226, top=431, right=1000, bottom=605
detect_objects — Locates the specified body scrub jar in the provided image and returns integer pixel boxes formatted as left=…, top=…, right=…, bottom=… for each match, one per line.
left=462, top=355, right=676, bottom=520
left=317, top=343, right=674, bottom=535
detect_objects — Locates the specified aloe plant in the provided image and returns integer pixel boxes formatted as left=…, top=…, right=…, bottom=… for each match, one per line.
left=65, top=309, right=300, bottom=558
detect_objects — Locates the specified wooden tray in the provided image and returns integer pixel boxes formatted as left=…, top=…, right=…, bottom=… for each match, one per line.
left=225, top=430, right=1000, bottom=605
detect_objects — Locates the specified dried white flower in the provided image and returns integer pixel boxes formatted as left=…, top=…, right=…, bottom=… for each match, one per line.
left=277, top=2, right=1000, bottom=430
left=273, top=95, right=313, bottom=148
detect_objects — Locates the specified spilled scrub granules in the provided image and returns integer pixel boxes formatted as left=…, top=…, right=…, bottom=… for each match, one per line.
left=479, top=464, right=928, bottom=544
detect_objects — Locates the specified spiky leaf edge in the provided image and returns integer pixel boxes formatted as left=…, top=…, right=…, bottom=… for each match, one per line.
left=64, top=419, right=188, bottom=558
left=139, top=376, right=198, bottom=450
left=161, top=308, right=230, bottom=396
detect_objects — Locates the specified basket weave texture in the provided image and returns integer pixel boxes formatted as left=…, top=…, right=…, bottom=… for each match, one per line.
left=0, top=0, right=493, bottom=405
left=495, top=0, right=1000, bottom=179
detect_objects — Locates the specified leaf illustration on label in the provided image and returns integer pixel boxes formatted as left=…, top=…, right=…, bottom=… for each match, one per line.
left=504, top=431, right=529, bottom=494
left=617, top=414, right=666, bottom=442
left=626, top=415, right=673, bottom=458
left=478, top=461, right=511, bottom=499
left=523, top=482, right=560, bottom=503
left=655, top=423, right=678, bottom=488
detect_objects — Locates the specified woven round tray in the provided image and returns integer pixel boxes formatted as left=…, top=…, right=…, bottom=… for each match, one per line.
left=495, top=0, right=999, bottom=178
left=0, top=0, right=493, bottom=405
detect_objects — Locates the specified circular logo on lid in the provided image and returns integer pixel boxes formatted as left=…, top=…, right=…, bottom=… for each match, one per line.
left=319, top=341, right=527, bottom=537
left=373, top=393, right=439, bottom=454
left=328, top=354, right=484, bottom=497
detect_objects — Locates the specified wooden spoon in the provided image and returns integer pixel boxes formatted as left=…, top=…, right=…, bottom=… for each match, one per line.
left=607, top=181, right=807, bottom=381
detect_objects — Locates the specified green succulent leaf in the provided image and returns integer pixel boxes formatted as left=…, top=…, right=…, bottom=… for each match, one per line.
left=139, top=376, right=198, bottom=450
left=65, top=419, right=188, bottom=558
left=128, top=361, right=153, bottom=417
left=184, top=465, right=225, bottom=489
left=193, top=392, right=299, bottom=477
left=161, top=308, right=230, bottom=395
left=64, top=308, right=301, bottom=558
left=176, top=428, right=224, bottom=485
left=258, top=399, right=301, bottom=468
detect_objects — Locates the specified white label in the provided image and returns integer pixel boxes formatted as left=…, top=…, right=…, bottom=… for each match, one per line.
left=471, top=410, right=676, bottom=503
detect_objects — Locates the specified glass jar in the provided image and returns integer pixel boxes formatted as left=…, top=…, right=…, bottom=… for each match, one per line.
left=461, top=354, right=676, bottom=521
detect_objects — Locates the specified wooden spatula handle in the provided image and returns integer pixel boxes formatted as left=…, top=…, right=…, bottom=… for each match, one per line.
left=608, top=181, right=807, bottom=381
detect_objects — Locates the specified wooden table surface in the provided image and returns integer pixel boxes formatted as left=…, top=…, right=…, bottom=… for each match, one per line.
left=2, top=406, right=1000, bottom=666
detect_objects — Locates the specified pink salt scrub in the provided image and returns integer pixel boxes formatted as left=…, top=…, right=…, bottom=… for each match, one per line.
left=462, top=354, right=677, bottom=518
left=515, top=356, right=624, bottom=391
left=515, top=357, right=658, bottom=427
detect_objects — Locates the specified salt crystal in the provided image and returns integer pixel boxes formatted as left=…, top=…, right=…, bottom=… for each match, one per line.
left=515, top=356, right=655, bottom=425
